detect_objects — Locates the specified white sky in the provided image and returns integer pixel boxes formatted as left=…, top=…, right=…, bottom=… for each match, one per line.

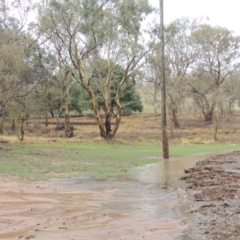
left=149, top=0, right=240, bottom=34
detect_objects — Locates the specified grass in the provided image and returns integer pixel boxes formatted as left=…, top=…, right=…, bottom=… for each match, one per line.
left=0, top=141, right=240, bottom=181
left=169, top=143, right=240, bottom=156
left=1, top=112, right=240, bottom=181
left=0, top=141, right=162, bottom=180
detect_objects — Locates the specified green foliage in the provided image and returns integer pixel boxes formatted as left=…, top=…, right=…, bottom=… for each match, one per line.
left=68, top=86, right=88, bottom=114
left=115, top=0, right=153, bottom=37
left=120, top=86, right=143, bottom=115
left=90, top=63, right=143, bottom=115
left=50, top=63, right=144, bottom=116
left=41, top=84, right=86, bottom=116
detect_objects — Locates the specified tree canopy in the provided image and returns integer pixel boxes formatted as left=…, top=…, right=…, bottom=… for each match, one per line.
left=1, top=0, right=240, bottom=140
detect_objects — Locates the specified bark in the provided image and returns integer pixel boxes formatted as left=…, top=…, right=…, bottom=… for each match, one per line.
left=85, top=82, right=123, bottom=140
left=191, top=85, right=215, bottom=122
left=105, top=113, right=112, bottom=138
left=44, top=85, right=49, bottom=127
left=56, top=70, right=75, bottom=138
left=64, top=110, right=70, bottom=138
left=190, top=82, right=220, bottom=123
left=11, top=119, right=16, bottom=133
left=228, top=98, right=235, bottom=115
left=62, top=85, right=72, bottom=138
left=153, top=104, right=158, bottom=121
left=214, top=124, right=218, bottom=141
left=85, top=85, right=106, bottom=138
left=18, top=103, right=27, bottom=142
left=111, top=81, right=124, bottom=139
left=0, top=101, right=6, bottom=134
left=168, top=93, right=180, bottom=128
left=63, top=86, right=68, bottom=138
left=171, top=109, right=180, bottom=128
left=213, top=113, right=224, bottom=141
left=204, top=109, right=214, bottom=122
left=0, top=117, right=4, bottom=135
left=63, top=85, right=72, bottom=138
left=19, top=116, right=24, bottom=141
left=111, top=105, right=123, bottom=138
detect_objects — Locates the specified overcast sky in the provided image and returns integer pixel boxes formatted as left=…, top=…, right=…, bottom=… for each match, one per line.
left=149, top=0, right=240, bottom=34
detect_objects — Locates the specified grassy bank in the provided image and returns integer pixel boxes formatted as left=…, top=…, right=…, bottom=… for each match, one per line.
left=0, top=141, right=240, bottom=181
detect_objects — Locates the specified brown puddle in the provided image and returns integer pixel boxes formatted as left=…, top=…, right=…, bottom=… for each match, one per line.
left=0, top=150, right=233, bottom=240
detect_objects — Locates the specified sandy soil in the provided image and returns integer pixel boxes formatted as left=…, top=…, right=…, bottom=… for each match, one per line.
left=181, top=151, right=240, bottom=240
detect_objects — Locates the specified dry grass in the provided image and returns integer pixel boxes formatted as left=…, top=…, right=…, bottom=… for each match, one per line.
left=1, top=113, right=240, bottom=144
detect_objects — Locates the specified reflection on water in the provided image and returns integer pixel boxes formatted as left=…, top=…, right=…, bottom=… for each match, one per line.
left=132, top=150, right=235, bottom=190
left=163, top=159, right=170, bottom=188
left=128, top=150, right=237, bottom=240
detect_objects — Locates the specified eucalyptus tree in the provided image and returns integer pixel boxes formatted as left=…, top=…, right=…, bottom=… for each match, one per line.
left=87, top=63, right=143, bottom=115
left=39, top=0, right=152, bottom=139
left=144, top=42, right=163, bottom=116
left=0, top=0, right=44, bottom=137
left=190, top=25, right=240, bottom=122
left=164, top=18, right=199, bottom=127
left=37, top=42, right=76, bottom=137
left=33, top=51, right=61, bottom=126
left=145, top=18, right=198, bottom=127
left=221, top=73, right=240, bottom=116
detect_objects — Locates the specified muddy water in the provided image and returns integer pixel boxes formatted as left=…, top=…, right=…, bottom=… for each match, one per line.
left=130, top=151, right=235, bottom=240
left=0, top=150, right=232, bottom=240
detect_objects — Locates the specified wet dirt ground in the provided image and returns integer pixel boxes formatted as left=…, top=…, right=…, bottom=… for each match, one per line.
left=0, top=179, right=186, bottom=240
left=0, top=150, right=238, bottom=240
left=181, top=151, right=240, bottom=240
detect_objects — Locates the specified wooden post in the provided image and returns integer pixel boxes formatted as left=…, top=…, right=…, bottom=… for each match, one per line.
left=160, top=0, right=169, bottom=159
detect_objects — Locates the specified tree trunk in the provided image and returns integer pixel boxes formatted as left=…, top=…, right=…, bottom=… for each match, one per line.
left=11, top=119, right=16, bottom=134
left=167, top=93, right=180, bottom=128
left=214, top=124, right=218, bottom=141
left=111, top=105, right=123, bottom=138
left=44, top=85, right=49, bottom=127
left=204, top=110, right=214, bottom=122
left=104, top=97, right=113, bottom=139
left=213, top=112, right=224, bottom=141
left=111, top=85, right=124, bottom=139
left=64, top=109, right=70, bottom=138
left=203, top=101, right=216, bottom=122
left=0, top=117, right=4, bottom=135
left=18, top=104, right=26, bottom=142
left=0, top=101, right=6, bottom=134
left=171, top=109, right=180, bottom=128
left=194, top=95, right=215, bottom=122
left=190, top=83, right=220, bottom=123
left=19, top=116, right=25, bottom=141
left=62, top=85, right=72, bottom=138
left=85, top=85, right=106, bottom=138
left=105, top=113, right=112, bottom=139
left=45, top=107, right=49, bottom=127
